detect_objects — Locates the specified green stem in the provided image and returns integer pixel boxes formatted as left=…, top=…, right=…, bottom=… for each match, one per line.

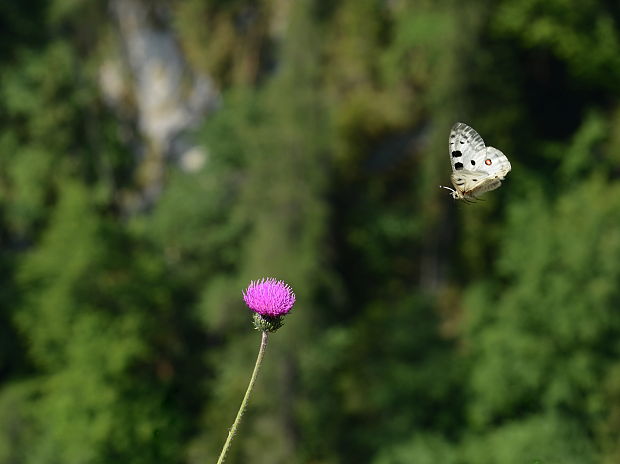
left=216, top=330, right=269, bottom=464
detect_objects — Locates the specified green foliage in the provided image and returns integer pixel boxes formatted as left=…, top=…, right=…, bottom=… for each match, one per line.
left=298, top=295, right=463, bottom=462
left=373, top=433, right=459, bottom=464
left=467, top=178, right=620, bottom=427
left=0, top=382, right=38, bottom=463
left=15, top=183, right=191, bottom=463
left=493, top=0, right=620, bottom=87
left=463, top=414, right=598, bottom=464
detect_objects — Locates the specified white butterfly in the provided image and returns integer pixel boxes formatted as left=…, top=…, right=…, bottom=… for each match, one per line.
left=440, top=122, right=511, bottom=201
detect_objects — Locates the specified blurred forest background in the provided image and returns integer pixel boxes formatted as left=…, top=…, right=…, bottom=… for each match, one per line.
left=1, top=0, right=620, bottom=463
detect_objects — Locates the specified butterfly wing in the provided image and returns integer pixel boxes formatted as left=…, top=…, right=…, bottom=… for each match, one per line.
left=449, top=122, right=486, bottom=173
left=451, top=171, right=502, bottom=197
left=448, top=123, right=511, bottom=199
left=481, top=147, right=511, bottom=179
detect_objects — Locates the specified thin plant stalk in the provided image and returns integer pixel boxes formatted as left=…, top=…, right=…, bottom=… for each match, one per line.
left=216, top=330, right=269, bottom=464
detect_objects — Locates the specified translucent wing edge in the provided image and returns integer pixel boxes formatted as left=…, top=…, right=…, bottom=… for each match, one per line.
left=449, top=123, right=486, bottom=153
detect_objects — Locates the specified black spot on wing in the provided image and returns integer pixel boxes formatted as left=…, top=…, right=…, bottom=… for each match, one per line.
left=452, top=150, right=462, bottom=158
left=454, top=162, right=464, bottom=170
left=471, top=160, right=475, bottom=165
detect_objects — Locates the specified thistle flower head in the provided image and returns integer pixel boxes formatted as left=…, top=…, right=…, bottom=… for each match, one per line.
left=243, top=278, right=296, bottom=317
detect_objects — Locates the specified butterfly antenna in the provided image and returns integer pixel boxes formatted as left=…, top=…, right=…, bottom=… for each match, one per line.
left=439, top=185, right=455, bottom=193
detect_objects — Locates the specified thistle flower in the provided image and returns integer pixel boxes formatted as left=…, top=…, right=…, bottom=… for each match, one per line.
left=215, top=278, right=296, bottom=464
left=243, top=278, right=296, bottom=317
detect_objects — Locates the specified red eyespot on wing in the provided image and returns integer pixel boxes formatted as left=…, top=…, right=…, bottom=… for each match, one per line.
left=485, top=159, right=492, bottom=166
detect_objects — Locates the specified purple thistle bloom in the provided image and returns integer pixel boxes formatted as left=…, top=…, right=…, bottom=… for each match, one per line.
left=243, top=278, right=296, bottom=317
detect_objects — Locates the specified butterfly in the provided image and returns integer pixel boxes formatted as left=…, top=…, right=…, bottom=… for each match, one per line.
left=440, top=122, right=511, bottom=202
